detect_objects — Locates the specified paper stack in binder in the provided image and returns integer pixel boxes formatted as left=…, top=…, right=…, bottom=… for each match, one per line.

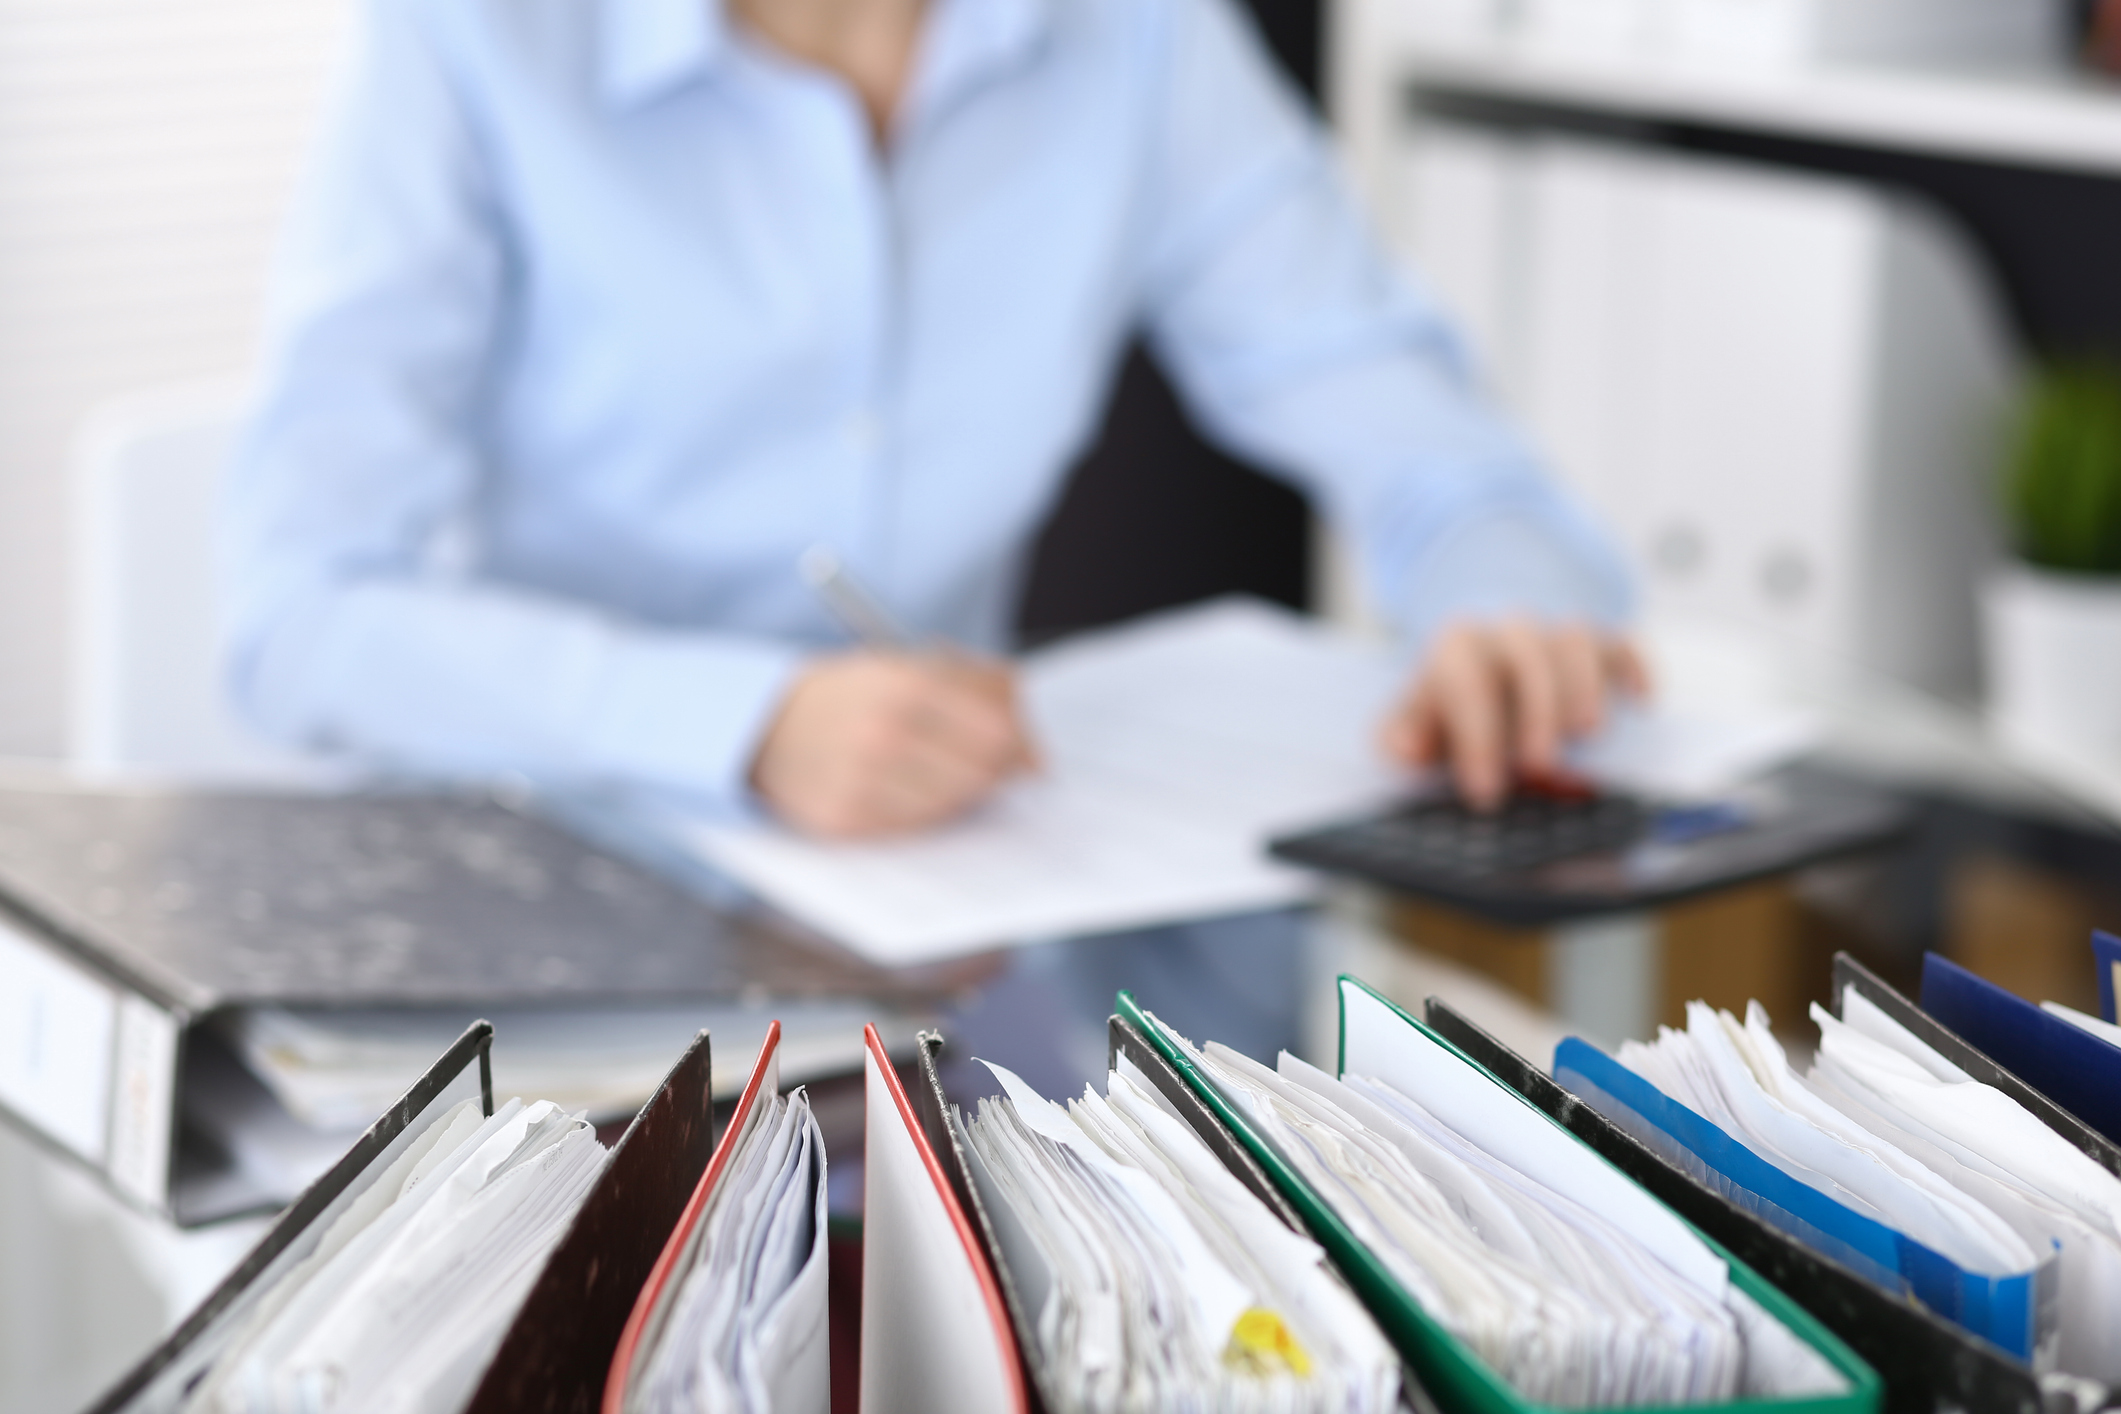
left=1553, top=953, right=2121, bottom=1405
left=1119, top=979, right=1879, bottom=1414
left=604, top=1020, right=830, bottom=1414
left=1424, top=979, right=2056, bottom=1414
left=86, top=1018, right=730, bottom=1414
left=857, top=1022, right=1408, bottom=1414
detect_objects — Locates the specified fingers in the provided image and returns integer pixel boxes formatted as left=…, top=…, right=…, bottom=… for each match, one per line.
left=1495, top=620, right=1563, bottom=778
left=750, top=651, right=1042, bottom=839
left=1389, top=626, right=1510, bottom=810
left=1552, top=625, right=1608, bottom=739
left=1385, top=620, right=1649, bottom=810
left=1606, top=638, right=1653, bottom=699
left=931, top=657, right=1042, bottom=772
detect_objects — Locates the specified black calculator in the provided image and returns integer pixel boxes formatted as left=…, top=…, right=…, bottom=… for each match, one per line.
left=1268, top=767, right=1911, bottom=926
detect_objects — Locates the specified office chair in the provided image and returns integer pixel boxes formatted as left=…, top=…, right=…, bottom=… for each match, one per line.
left=69, top=380, right=319, bottom=779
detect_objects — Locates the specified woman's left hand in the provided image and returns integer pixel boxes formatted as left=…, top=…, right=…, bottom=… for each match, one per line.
left=1380, top=618, right=1650, bottom=810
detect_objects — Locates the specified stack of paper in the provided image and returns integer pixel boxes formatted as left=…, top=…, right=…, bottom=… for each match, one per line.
left=1619, top=1003, right=2040, bottom=1281
left=958, top=1059, right=1402, bottom=1413
left=209, top=1001, right=906, bottom=1213
left=1809, top=995, right=2121, bottom=1382
left=191, top=1094, right=607, bottom=1413
left=223, top=1001, right=898, bottom=1128
left=623, top=1089, right=828, bottom=1414
left=1605, top=994, right=2121, bottom=1383
left=1122, top=980, right=1867, bottom=1408
left=1168, top=1031, right=1744, bottom=1405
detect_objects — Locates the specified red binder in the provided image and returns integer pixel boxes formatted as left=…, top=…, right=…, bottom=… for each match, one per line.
left=857, top=1024, right=1027, bottom=1414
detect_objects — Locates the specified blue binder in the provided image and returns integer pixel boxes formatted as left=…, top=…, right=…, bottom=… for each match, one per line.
left=1554, top=1037, right=2053, bottom=1363
left=1920, top=951, right=2121, bottom=1147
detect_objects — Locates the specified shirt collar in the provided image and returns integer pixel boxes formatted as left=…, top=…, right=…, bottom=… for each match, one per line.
left=600, top=0, right=731, bottom=109
left=598, top=0, right=1052, bottom=115
left=908, top=0, right=1051, bottom=125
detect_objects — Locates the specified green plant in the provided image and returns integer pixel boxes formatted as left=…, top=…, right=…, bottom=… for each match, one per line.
left=2005, top=357, right=2121, bottom=575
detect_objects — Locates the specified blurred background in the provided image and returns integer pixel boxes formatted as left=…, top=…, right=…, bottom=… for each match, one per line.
left=9, top=0, right=2121, bottom=1406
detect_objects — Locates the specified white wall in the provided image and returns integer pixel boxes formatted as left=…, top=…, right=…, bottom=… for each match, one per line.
left=0, top=0, right=352, bottom=755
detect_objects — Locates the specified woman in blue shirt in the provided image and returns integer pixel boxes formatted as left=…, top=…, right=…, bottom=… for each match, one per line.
left=227, top=0, right=1641, bottom=843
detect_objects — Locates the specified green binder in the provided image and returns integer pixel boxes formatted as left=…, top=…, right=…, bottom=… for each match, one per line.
left=1115, top=979, right=1881, bottom=1414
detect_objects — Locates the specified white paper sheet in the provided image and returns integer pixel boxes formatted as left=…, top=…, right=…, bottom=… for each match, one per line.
left=196, top=1096, right=608, bottom=1414
left=677, top=599, right=1818, bottom=965
left=225, top=1001, right=914, bottom=1129
left=626, top=1087, right=829, bottom=1414
left=960, top=1058, right=1400, bottom=1413
left=680, top=601, right=1402, bottom=964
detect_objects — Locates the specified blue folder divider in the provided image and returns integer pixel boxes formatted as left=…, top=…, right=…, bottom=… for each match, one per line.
left=1555, top=1037, right=2049, bottom=1363
left=1921, top=952, right=2121, bottom=1147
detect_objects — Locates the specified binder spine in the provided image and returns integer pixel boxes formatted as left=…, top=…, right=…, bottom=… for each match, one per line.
left=108, top=993, right=179, bottom=1207
left=0, top=908, right=181, bottom=1214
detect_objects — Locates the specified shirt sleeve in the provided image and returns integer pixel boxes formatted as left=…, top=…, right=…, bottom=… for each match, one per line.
left=1132, top=0, right=1634, bottom=653
left=222, top=0, right=798, bottom=805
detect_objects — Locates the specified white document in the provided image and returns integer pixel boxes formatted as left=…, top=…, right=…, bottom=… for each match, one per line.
left=195, top=1095, right=608, bottom=1414
left=1618, top=1002, right=2040, bottom=1277
left=678, top=599, right=1817, bottom=965
left=224, top=1000, right=911, bottom=1129
left=627, top=1087, right=829, bottom=1414
left=1812, top=994, right=2121, bottom=1383
left=1147, top=1001, right=1848, bottom=1404
left=1566, top=702, right=1818, bottom=801
left=684, top=600, right=1404, bottom=965
left=959, top=1058, right=1401, bottom=1413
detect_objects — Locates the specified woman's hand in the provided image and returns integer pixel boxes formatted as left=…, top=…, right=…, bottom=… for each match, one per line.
left=1381, top=619, right=1649, bottom=810
left=751, top=651, right=1040, bottom=839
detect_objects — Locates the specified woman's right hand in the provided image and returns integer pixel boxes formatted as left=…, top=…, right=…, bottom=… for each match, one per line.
left=749, top=651, right=1040, bottom=839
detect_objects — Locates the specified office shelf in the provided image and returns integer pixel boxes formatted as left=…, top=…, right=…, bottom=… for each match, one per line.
left=1392, top=40, right=2121, bottom=179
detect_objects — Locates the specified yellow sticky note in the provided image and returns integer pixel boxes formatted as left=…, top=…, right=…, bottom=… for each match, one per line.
left=1224, top=1306, right=1313, bottom=1377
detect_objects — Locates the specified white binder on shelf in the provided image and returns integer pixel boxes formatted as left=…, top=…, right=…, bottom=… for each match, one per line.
left=1396, top=119, right=2016, bottom=701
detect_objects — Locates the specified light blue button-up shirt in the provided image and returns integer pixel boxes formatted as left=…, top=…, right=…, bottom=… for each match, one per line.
left=226, top=0, right=1630, bottom=810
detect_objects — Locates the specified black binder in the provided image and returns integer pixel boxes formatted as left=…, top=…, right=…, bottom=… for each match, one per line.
left=0, top=778, right=924, bottom=1225
left=88, top=1021, right=497, bottom=1413
left=89, top=1025, right=719, bottom=1414
left=1421, top=996, right=2040, bottom=1414
left=463, top=1032, right=715, bottom=1414
left=905, top=1031, right=1053, bottom=1414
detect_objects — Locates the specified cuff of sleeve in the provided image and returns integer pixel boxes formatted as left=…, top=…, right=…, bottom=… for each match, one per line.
left=1397, top=507, right=1635, bottom=658
left=579, top=630, right=803, bottom=806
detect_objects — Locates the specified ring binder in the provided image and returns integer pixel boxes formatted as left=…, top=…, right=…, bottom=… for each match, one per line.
left=87, top=1021, right=496, bottom=1414
left=1424, top=994, right=2043, bottom=1414
left=1118, top=984, right=1883, bottom=1414
left=87, top=1025, right=724, bottom=1414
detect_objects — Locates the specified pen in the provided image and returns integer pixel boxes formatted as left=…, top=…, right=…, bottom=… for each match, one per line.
left=800, top=544, right=1043, bottom=772
left=799, top=545, right=912, bottom=649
